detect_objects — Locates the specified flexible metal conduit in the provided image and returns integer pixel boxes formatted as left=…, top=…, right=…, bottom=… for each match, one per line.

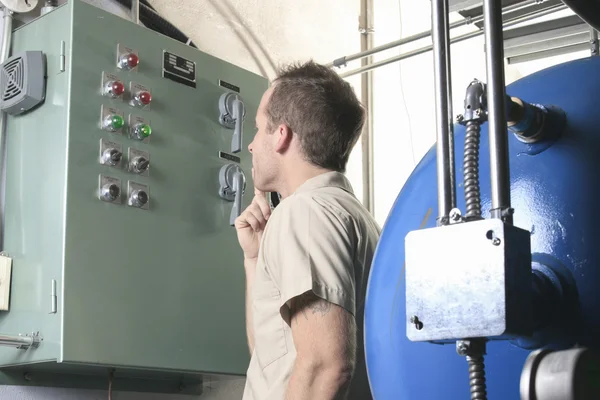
left=328, top=0, right=542, bottom=68
left=339, top=3, right=567, bottom=78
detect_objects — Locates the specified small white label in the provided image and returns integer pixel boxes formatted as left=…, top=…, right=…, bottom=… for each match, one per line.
left=0, top=255, right=13, bottom=311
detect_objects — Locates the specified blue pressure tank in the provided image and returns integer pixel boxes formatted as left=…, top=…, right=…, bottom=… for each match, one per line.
left=364, top=55, right=600, bottom=399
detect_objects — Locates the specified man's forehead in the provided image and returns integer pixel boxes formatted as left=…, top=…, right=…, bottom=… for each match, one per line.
left=258, top=87, right=274, bottom=113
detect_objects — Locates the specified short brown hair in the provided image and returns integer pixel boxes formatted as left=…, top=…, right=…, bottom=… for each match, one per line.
left=266, top=61, right=365, bottom=173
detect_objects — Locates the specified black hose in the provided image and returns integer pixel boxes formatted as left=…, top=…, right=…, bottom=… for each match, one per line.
left=114, top=0, right=197, bottom=48
left=467, top=355, right=487, bottom=400
left=561, top=0, right=600, bottom=32
left=463, top=121, right=482, bottom=220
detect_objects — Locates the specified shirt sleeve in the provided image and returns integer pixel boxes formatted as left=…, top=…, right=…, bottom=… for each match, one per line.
left=267, top=194, right=357, bottom=317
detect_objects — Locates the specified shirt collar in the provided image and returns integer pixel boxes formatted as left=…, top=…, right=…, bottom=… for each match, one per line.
left=293, top=171, right=354, bottom=195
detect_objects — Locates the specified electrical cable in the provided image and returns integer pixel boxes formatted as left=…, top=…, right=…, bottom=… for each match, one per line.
left=114, top=0, right=197, bottom=48
left=398, top=0, right=416, bottom=166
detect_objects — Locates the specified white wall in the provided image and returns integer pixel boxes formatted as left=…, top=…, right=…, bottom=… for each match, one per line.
left=0, top=0, right=362, bottom=398
left=368, top=0, right=585, bottom=225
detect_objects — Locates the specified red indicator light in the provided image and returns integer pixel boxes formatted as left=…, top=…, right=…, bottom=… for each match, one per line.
left=111, top=81, right=124, bottom=96
left=138, top=91, right=152, bottom=105
left=126, top=53, right=139, bottom=68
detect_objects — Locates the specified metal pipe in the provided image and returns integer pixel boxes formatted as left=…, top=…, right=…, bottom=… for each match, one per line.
left=591, top=28, right=599, bottom=56
left=484, top=0, right=512, bottom=224
left=0, top=333, right=39, bottom=349
left=443, top=1, right=456, bottom=210
left=131, top=0, right=140, bottom=24
left=339, top=3, right=567, bottom=78
left=0, top=8, right=12, bottom=61
left=327, top=0, right=541, bottom=68
left=359, top=0, right=375, bottom=214
left=0, top=7, right=13, bottom=252
left=432, top=0, right=453, bottom=225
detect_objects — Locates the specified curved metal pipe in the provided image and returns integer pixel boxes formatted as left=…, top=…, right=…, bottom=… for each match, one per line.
left=0, top=7, right=12, bottom=61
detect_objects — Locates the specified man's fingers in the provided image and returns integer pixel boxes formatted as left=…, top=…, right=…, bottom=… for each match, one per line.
left=253, top=193, right=271, bottom=220
left=244, top=212, right=261, bottom=232
left=247, top=203, right=267, bottom=228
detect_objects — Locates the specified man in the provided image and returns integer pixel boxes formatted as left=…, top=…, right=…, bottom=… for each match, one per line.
left=235, top=60, right=380, bottom=400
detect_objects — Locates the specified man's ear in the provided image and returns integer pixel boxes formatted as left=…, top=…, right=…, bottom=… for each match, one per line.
left=274, top=124, right=293, bottom=153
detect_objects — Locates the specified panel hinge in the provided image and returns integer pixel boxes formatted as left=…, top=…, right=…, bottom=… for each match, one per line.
left=59, top=40, right=66, bottom=73
left=49, top=279, right=57, bottom=314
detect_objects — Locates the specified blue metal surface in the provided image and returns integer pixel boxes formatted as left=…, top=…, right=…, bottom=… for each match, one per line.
left=364, top=56, right=600, bottom=399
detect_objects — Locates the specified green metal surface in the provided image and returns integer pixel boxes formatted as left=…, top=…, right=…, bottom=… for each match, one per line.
left=0, top=0, right=266, bottom=384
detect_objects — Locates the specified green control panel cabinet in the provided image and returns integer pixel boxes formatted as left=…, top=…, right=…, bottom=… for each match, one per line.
left=0, top=0, right=267, bottom=393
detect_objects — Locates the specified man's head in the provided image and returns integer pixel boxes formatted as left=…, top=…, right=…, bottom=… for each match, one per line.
left=249, top=60, right=365, bottom=193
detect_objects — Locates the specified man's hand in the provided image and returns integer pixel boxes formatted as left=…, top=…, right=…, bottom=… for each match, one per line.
left=235, top=186, right=272, bottom=260
left=236, top=180, right=272, bottom=355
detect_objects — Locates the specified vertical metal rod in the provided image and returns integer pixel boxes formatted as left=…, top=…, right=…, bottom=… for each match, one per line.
left=131, top=0, right=140, bottom=24
left=591, top=28, right=599, bottom=56
left=432, top=0, right=453, bottom=225
left=443, top=0, right=456, bottom=210
left=483, top=0, right=512, bottom=224
left=0, top=7, right=14, bottom=252
left=360, top=0, right=375, bottom=215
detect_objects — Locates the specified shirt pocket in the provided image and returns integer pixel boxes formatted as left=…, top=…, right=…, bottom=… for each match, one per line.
left=253, top=280, right=288, bottom=370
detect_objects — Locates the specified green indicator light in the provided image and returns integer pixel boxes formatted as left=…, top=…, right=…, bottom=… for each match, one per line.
left=135, top=123, right=152, bottom=139
left=111, top=115, right=124, bottom=130
left=139, top=124, right=151, bottom=137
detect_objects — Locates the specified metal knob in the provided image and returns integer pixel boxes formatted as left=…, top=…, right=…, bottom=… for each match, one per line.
left=219, top=164, right=246, bottom=226
left=219, top=93, right=246, bottom=154
left=101, top=183, right=120, bottom=202
left=130, top=190, right=148, bottom=208
left=131, top=156, right=149, bottom=174
left=102, top=148, right=122, bottom=166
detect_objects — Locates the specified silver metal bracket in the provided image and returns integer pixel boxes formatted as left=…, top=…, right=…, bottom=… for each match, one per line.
left=219, top=92, right=246, bottom=154
left=219, top=164, right=246, bottom=226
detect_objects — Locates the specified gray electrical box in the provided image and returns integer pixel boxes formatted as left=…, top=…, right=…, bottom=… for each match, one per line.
left=0, top=0, right=267, bottom=394
left=0, top=50, right=46, bottom=115
left=405, top=219, right=532, bottom=342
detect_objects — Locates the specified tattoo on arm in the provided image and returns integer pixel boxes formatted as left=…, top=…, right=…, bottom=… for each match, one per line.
left=291, top=292, right=332, bottom=320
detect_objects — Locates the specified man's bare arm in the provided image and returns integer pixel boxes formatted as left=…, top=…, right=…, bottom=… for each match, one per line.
left=285, top=291, right=356, bottom=400
left=244, top=257, right=257, bottom=354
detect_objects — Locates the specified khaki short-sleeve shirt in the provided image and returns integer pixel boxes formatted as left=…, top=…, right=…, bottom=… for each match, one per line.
left=243, top=172, right=381, bottom=400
